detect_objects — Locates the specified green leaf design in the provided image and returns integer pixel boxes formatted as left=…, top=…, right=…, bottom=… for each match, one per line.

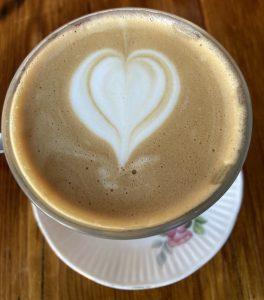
left=157, top=251, right=166, bottom=266
left=193, top=223, right=205, bottom=235
left=195, top=216, right=207, bottom=224
left=152, top=240, right=163, bottom=248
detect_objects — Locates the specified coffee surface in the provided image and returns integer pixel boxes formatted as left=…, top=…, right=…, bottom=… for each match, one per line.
left=10, top=10, right=247, bottom=230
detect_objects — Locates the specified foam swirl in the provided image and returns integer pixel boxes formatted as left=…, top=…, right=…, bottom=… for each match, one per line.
left=70, top=49, right=180, bottom=166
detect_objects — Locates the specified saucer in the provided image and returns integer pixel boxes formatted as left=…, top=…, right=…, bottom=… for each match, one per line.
left=33, top=173, right=243, bottom=290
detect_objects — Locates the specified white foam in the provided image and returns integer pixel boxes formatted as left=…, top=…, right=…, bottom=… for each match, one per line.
left=70, top=49, right=180, bottom=166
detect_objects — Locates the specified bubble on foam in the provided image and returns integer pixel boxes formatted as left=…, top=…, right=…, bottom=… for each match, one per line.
left=70, top=49, right=180, bottom=166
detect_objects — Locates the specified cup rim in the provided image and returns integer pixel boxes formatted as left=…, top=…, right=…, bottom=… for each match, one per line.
left=1, top=7, right=252, bottom=239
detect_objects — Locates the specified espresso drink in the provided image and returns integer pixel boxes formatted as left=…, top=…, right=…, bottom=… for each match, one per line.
left=9, top=10, right=247, bottom=230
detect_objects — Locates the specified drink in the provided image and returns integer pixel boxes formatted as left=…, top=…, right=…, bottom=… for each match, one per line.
left=4, top=9, right=249, bottom=233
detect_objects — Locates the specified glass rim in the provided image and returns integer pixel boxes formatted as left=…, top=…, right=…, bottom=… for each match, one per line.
left=1, top=7, right=252, bottom=239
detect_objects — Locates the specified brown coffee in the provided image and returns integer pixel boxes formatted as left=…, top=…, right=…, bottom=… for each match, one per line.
left=9, top=10, right=247, bottom=230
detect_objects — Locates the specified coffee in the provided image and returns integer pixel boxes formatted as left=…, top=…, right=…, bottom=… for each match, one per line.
left=8, top=10, right=248, bottom=230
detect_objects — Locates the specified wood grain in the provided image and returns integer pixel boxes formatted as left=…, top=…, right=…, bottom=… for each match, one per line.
left=0, top=0, right=263, bottom=299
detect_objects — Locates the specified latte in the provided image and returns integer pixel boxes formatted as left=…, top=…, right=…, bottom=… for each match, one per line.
left=7, top=10, right=248, bottom=231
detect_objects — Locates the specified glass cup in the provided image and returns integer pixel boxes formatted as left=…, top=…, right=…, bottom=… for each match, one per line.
left=0, top=8, right=252, bottom=239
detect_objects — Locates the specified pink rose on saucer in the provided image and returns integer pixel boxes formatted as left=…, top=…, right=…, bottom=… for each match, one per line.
left=166, top=225, right=193, bottom=247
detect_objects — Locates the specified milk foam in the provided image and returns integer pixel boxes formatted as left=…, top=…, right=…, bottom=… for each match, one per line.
left=70, top=49, right=180, bottom=166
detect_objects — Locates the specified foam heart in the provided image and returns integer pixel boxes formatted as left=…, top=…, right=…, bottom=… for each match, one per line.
left=70, top=49, right=180, bottom=166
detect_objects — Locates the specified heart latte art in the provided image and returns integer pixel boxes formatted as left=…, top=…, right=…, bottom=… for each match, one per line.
left=70, top=49, right=180, bottom=166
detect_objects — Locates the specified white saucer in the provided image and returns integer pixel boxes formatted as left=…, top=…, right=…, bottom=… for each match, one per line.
left=33, top=173, right=243, bottom=290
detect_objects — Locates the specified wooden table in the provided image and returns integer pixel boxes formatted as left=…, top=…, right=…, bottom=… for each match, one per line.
left=0, top=0, right=263, bottom=299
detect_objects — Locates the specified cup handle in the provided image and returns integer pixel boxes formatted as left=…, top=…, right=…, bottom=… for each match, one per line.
left=0, top=133, right=3, bottom=153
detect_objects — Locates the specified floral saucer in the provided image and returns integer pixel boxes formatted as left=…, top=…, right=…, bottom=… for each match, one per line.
left=33, top=173, right=243, bottom=290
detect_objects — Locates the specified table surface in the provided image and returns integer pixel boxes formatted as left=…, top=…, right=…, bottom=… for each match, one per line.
left=0, top=0, right=263, bottom=299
